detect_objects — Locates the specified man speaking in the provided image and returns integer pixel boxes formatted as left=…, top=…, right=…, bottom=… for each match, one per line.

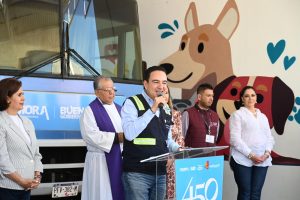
left=121, top=66, right=180, bottom=200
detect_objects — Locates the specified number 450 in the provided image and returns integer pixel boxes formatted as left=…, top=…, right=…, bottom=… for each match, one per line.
left=181, top=178, right=218, bottom=200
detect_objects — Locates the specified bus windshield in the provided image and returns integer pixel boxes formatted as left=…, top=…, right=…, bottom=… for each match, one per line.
left=0, top=0, right=143, bottom=81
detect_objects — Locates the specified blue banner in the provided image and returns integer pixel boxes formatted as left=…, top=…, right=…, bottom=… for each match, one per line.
left=19, top=91, right=126, bottom=138
left=175, top=156, right=224, bottom=200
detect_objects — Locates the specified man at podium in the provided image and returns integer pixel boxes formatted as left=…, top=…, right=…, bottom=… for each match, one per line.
left=121, top=66, right=180, bottom=200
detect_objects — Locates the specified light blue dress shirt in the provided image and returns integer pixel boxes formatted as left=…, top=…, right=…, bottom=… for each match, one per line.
left=121, top=91, right=180, bottom=152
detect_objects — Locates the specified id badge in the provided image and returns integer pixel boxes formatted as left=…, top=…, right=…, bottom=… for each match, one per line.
left=205, top=134, right=215, bottom=143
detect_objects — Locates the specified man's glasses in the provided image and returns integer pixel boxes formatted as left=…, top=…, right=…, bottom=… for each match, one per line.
left=97, top=87, right=117, bottom=93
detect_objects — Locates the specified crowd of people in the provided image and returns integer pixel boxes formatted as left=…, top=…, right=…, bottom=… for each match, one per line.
left=0, top=66, right=275, bottom=200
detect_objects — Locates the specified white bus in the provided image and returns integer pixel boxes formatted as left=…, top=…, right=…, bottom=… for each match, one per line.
left=0, top=0, right=144, bottom=197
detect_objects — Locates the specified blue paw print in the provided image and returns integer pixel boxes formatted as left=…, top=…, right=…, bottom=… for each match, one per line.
left=288, top=97, right=300, bottom=124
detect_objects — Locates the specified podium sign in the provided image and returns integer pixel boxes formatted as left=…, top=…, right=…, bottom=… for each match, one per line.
left=175, top=156, right=224, bottom=200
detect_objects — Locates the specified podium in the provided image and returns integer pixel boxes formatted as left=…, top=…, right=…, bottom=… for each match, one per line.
left=140, top=146, right=228, bottom=200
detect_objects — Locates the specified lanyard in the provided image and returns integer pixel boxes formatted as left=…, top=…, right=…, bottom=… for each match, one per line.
left=200, top=110, right=212, bottom=135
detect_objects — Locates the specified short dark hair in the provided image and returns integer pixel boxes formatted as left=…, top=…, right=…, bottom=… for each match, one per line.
left=143, top=65, right=166, bottom=82
left=0, top=78, right=22, bottom=111
left=197, top=83, right=213, bottom=94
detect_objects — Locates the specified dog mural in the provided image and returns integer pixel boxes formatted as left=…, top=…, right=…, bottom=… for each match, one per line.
left=211, top=76, right=300, bottom=165
left=160, top=0, right=239, bottom=109
left=159, top=0, right=299, bottom=165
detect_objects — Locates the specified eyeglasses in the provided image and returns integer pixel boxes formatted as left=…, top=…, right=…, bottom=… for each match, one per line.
left=97, top=87, right=117, bottom=93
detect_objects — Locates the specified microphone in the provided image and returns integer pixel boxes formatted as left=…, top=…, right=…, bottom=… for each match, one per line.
left=157, top=91, right=164, bottom=108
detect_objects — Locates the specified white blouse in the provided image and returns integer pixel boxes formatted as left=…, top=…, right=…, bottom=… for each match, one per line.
left=9, top=114, right=31, bottom=144
left=230, top=107, right=275, bottom=167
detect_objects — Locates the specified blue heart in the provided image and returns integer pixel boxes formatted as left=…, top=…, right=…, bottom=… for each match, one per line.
left=267, top=40, right=285, bottom=64
left=284, top=56, right=296, bottom=70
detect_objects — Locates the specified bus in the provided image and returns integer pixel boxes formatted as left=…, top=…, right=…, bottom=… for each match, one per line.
left=0, top=0, right=144, bottom=197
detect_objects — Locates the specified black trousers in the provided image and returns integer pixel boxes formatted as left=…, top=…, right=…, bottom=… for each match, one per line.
left=0, top=187, right=30, bottom=200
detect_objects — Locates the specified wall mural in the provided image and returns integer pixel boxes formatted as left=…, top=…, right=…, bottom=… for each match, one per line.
left=158, top=0, right=299, bottom=165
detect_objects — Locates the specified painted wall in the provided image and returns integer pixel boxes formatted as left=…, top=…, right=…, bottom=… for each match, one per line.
left=137, top=0, right=300, bottom=199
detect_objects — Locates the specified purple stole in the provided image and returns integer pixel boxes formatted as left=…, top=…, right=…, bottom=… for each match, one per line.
left=89, top=98, right=124, bottom=200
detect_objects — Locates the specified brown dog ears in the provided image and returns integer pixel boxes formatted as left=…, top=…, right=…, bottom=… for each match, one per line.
left=272, top=76, right=294, bottom=135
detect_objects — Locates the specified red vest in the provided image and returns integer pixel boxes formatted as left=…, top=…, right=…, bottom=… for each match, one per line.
left=185, top=105, right=219, bottom=148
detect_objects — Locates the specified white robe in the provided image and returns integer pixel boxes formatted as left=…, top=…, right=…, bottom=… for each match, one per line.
left=80, top=101, right=123, bottom=200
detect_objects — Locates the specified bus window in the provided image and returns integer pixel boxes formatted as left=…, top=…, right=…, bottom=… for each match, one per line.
left=99, top=39, right=119, bottom=77
left=0, top=0, right=142, bottom=81
left=125, top=30, right=142, bottom=80
left=68, top=0, right=143, bottom=81
left=0, top=0, right=60, bottom=73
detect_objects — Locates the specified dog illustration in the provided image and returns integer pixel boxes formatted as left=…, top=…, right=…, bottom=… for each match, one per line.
left=212, top=76, right=300, bottom=165
left=160, top=0, right=239, bottom=108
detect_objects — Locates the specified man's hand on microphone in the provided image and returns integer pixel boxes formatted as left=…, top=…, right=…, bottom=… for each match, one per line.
left=151, top=94, right=166, bottom=113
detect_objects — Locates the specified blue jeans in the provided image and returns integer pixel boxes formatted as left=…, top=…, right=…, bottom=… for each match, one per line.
left=122, top=172, right=166, bottom=200
left=230, top=158, right=268, bottom=200
left=0, top=187, right=30, bottom=200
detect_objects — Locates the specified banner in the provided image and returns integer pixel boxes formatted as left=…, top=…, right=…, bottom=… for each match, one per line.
left=175, top=156, right=224, bottom=200
left=19, top=91, right=126, bottom=139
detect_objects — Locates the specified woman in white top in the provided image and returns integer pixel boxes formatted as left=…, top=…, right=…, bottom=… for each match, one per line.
left=229, top=86, right=275, bottom=200
left=0, top=78, right=43, bottom=200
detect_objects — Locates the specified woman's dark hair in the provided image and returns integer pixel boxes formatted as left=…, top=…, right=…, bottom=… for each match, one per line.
left=166, top=86, right=173, bottom=109
left=0, top=78, right=22, bottom=111
left=239, top=86, right=256, bottom=107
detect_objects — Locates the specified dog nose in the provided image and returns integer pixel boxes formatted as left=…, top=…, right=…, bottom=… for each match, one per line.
left=160, top=63, right=173, bottom=75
